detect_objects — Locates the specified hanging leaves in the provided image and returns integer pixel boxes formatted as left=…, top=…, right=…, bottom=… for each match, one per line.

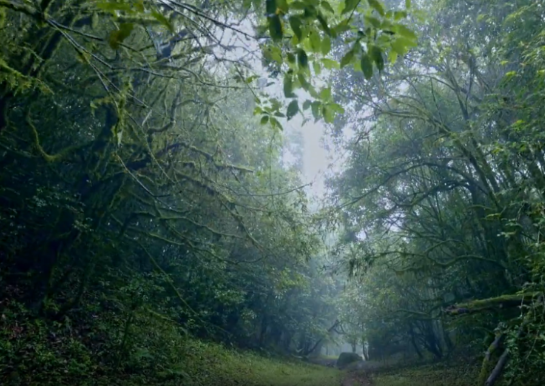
left=268, top=15, right=284, bottom=42
left=287, top=100, right=299, bottom=120
left=109, top=23, right=134, bottom=50
left=367, top=0, right=385, bottom=16
left=254, top=0, right=416, bottom=124
left=283, top=73, right=296, bottom=98
left=360, top=53, right=373, bottom=79
left=297, top=48, right=309, bottom=70
left=343, top=0, right=360, bottom=15
left=289, top=16, right=303, bottom=41
left=369, top=45, right=384, bottom=72
left=341, top=49, right=355, bottom=68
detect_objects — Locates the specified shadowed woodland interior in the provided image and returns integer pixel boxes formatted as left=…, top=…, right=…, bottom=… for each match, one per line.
left=1, top=0, right=545, bottom=385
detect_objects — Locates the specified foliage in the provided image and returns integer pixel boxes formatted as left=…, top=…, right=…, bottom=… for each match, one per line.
left=326, top=0, right=545, bottom=384
left=0, top=0, right=354, bottom=383
left=256, top=0, right=418, bottom=124
left=0, top=297, right=342, bottom=386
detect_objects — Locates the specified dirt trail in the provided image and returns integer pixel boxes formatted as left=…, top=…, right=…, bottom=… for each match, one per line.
left=306, top=358, right=373, bottom=386
left=341, top=371, right=373, bottom=386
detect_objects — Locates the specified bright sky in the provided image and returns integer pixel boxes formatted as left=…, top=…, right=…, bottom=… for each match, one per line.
left=208, top=16, right=339, bottom=199
left=301, top=119, right=330, bottom=194
left=285, top=111, right=330, bottom=197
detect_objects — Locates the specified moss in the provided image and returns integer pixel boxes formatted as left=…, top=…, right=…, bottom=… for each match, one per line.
left=0, top=7, right=6, bottom=28
left=446, top=293, right=538, bottom=314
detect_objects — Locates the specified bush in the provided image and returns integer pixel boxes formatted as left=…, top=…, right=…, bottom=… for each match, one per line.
left=336, top=352, right=363, bottom=369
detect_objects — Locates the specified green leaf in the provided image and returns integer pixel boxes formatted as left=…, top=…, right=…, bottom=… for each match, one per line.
left=329, top=102, right=345, bottom=114
left=135, top=0, right=144, bottom=12
left=270, top=117, right=283, bottom=131
left=321, top=58, right=340, bottom=69
left=391, top=37, right=416, bottom=55
left=316, top=13, right=331, bottom=35
left=290, top=1, right=306, bottom=10
left=297, top=49, right=309, bottom=70
left=270, top=46, right=283, bottom=63
left=370, top=45, right=384, bottom=71
left=119, top=22, right=134, bottom=36
left=332, top=20, right=351, bottom=35
left=276, top=0, right=289, bottom=13
left=397, top=24, right=417, bottom=40
left=311, top=101, right=321, bottom=121
left=266, top=0, right=277, bottom=15
left=313, top=61, right=322, bottom=75
left=320, top=87, right=331, bottom=100
left=342, top=0, right=359, bottom=14
left=283, top=73, right=295, bottom=97
left=309, top=30, right=321, bottom=52
left=261, top=115, right=269, bottom=125
left=394, top=10, right=407, bottom=21
left=108, top=23, right=134, bottom=50
left=287, top=100, right=299, bottom=120
left=364, top=15, right=381, bottom=28
left=323, top=105, right=335, bottom=123
left=320, top=1, right=335, bottom=13
left=321, top=36, right=332, bottom=55
left=151, top=11, right=174, bottom=33
left=340, top=49, right=355, bottom=68
left=405, top=0, right=411, bottom=9
left=388, top=50, right=398, bottom=63
left=268, top=15, right=283, bottom=42
left=367, top=0, right=385, bottom=16
left=331, top=20, right=350, bottom=35
left=303, top=100, right=312, bottom=110
left=298, top=73, right=311, bottom=91
left=289, top=16, right=303, bottom=41
left=287, top=52, right=296, bottom=66
left=360, top=53, right=373, bottom=79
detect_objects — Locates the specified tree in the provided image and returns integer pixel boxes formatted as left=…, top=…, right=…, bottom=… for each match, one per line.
left=326, top=0, right=545, bottom=383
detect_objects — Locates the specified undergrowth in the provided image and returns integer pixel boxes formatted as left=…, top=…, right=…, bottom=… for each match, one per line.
left=371, top=359, right=479, bottom=386
left=0, top=296, right=341, bottom=386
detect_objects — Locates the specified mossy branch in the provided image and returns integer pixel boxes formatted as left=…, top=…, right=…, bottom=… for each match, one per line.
left=477, top=332, right=504, bottom=385
left=445, top=293, right=539, bottom=315
left=26, top=111, right=87, bottom=162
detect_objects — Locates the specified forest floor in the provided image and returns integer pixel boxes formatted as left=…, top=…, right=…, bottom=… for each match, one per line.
left=0, top=299, right=477, bottom=386
left=340, top=358, right=479, bottom=386
left=305, top=355, right=479, bottom=386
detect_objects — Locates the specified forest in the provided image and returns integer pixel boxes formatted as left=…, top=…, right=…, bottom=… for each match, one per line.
left=0, top=0, right=544, bottom=385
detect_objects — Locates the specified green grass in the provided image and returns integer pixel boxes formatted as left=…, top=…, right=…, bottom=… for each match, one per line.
left=186, top=341, right=343, bottom=386
left=371, top=360, right=479, bottom=386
